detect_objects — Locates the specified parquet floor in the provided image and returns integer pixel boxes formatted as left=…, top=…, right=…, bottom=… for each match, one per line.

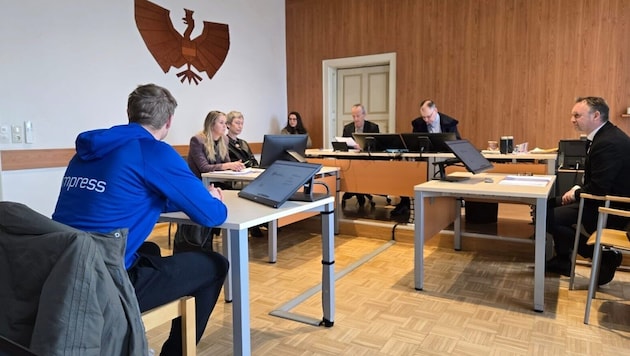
left=146, top=198, right=630, bottom=355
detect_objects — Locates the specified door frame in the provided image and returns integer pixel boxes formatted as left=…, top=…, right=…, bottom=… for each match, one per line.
left=322, top=53, right=397, bottom=147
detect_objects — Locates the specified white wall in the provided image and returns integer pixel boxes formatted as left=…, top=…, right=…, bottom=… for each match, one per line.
left=0, top=0, right=287, bottom=216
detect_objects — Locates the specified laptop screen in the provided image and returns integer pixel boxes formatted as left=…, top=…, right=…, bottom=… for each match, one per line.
left=238, top=161, right=323, bottom=208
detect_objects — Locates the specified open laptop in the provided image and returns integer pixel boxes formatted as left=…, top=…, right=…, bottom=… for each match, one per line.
left=238, top=160, right=328, bottom=208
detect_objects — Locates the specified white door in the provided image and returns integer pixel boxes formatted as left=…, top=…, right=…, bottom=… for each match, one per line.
left=336, top=65, right=391, bottom=135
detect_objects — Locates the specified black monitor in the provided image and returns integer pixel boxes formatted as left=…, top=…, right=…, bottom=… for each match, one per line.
left=400, top=133, right=432, bottom=153
left=436, top=139, right=494, bottom=181
left=412, top=132, right=458, bottom=153
left=351, top=133, right=407, bottom=152
left=259, top=134, right=308, bottom=168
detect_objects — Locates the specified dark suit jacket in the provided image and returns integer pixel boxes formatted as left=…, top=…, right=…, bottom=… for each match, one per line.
left=577, top=121, right=630, bottom=231
left=411, top=112, right=461, bottom=139
left=342, top=120, right=380, bottom=137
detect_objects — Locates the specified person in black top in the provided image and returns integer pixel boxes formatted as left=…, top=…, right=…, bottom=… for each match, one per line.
left=226, top=110, right=264, bottom=237
left=392, top=100, right=462, bottom=219
left=341, top=104, right=380, bottom=207
left=546, top=97, right=630, bottom=284
left=226, top=111, right=258, bottom=168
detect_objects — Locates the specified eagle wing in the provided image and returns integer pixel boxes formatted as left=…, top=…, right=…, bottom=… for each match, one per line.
left=190, top=21, right=230, bottom=79
left=134, top=0, right=186, bottom=73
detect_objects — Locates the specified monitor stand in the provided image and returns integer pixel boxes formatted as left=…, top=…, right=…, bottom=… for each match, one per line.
left=285, top=149, right=307, bottom=163
left=433, top=159, right=470, bottom=182
left=289, top=175, right=330, bottom=202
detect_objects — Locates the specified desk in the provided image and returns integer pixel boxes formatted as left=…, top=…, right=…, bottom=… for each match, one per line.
left=202, top=166, right=340, bottom=262
left=158, top=190, right=335, bottom=356
left=305, top=149, right=556, bottom=197
left=413, top=173, right=555, bottom=312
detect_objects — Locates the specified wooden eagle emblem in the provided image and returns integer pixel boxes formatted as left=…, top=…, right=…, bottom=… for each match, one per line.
left=134, top=0, right=230, bottom=85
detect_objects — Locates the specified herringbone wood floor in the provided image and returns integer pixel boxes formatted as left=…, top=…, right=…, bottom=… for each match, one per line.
left=146, top=200, right=630, bottom=355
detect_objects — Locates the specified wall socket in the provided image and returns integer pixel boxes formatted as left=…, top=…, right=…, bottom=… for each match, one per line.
left=0, top=125, right=10, bottom=144
left=12, top=124, right=23, bottom=143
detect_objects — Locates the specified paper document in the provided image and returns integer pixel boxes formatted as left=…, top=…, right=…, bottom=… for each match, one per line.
left=498, top=175, right=552, bottom=187
left=217, top=168, right=254, bottom=175
left=528, top=147, right=558, bottom=154
left=335, top=136, right=358, bottom=148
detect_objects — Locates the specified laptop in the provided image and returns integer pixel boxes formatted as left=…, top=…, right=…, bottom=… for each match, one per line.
left=238, top=160, right=327, bottom=208
left=331, top=141, right=350, bottom=152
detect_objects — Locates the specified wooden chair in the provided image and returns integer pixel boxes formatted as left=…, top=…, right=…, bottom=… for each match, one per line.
left=582, top=202, right=630, bottom=324
left=141, top=296, right=196, bottom=356
left=569, top=193, right=608, bottom=290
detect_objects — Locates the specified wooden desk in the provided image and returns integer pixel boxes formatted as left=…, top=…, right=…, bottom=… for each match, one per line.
left=413, top=173, right=556, bottom=312
left=159, top=191, right=335, bottom=356
left=306, top=157, right=428, bottom=197
left=202, top=167, right=340, bottom=262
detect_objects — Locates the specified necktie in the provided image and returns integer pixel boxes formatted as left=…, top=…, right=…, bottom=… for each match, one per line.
left=586, top=139, right=592, bottom=154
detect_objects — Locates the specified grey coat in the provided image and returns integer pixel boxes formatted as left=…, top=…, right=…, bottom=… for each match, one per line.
left=0, top=201, right=147, bottom=356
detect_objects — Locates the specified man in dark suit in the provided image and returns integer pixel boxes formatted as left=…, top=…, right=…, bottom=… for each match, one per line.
left=546, top=96, right=630, bottom=285
left=411, top=99, right=461, bottom=139
left=342, top=103, right=380, bottom=207
left=392, top=100, right=462, bottom=218
left=342, top=103, right=380, bottom=141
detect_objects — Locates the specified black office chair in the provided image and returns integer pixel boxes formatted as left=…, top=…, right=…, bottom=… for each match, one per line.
left=341, top=192, right=376, bottom=208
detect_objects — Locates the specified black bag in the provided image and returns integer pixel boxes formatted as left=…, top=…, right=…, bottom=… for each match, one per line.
left=173, top=224, right=217, bottom=252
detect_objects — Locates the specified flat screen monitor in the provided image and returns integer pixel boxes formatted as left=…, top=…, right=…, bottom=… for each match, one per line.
left=444, top=139, right=494, bottom=176
left=259, top=134, right=308, bottom=168
left=351, top=133, right=407, bottom=152
left=412, top=132, right=458, bottom=153
left=400, top=133, right=432, bottom=153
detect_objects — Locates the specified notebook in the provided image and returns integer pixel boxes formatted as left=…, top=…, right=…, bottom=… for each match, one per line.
left=237, top=160, right=325, bottom=208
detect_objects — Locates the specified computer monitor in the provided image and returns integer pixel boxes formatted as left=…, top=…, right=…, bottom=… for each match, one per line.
left=400, top=133, right=432, bottom=153
left=259, top=134, right=308, bottom=168
left=413, top=132, right=458, bottom=153
left=438, top=139, right=494, bottom=181
left=351, top=133, right=407, bottom=152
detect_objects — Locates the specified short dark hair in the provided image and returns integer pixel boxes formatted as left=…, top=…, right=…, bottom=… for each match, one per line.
left=127, top=84, right=178, bottom=130
left=575, top=96, right=609, bottom=122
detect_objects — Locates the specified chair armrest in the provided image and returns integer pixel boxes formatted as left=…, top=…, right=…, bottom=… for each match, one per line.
left=598, top=206, right=630, bottom=219
left=604, top=195, right=630, bottom=204
left=580, top=193, right=607, bottom=202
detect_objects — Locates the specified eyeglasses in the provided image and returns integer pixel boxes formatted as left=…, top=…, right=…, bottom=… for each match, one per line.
left=421, top=108, right=435, bottom=120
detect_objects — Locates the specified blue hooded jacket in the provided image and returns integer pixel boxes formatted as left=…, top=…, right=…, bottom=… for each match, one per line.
left=53, top=123, right=228, bottom=268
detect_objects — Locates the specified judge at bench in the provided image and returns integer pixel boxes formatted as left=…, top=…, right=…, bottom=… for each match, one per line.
left=341, top=103, right=380, bottom=208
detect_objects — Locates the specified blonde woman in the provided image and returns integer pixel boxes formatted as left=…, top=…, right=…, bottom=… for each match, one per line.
left=188, top=110, right=245, bottom=178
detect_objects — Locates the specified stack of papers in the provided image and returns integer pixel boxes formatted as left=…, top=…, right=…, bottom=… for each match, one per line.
left=528, top=147, right=558, bottom=154
left=498, top=175, right=552, bottom=187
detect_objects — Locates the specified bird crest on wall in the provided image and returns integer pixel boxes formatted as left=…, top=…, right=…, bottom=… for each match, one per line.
left=134, top=0, right=230, bottom=85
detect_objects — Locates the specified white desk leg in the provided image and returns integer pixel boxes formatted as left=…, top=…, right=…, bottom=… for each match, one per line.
left=321, top=201, right=335, bottom=326
left=453, top=199, right=463, bottom=251
left=334, top=170, right=340, bottom=234
left=230, top=228, right=251, bottom=356
left=222, top=229, right=232, bottom=302
left=533, top=197, right=547, bottom=312
left=414, top=191, right=425, bottom=290
left=268, top=220, right=278, bottom=263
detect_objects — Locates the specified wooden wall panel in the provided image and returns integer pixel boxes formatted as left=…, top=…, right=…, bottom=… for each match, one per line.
left=286, top=0, right=630, bottom=150
left=1, top=143, right=263, bottom=171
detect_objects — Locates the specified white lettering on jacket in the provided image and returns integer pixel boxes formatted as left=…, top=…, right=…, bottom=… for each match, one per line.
left=61, top=176, right=107, bottom=193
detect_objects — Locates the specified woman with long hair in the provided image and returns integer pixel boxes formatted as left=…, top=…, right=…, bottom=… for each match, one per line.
left=281, top=111, right=312, bottom=148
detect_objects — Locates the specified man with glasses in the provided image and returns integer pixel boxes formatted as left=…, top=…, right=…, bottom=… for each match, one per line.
left=392, top=100, right=462, bottom=218
left=411, top=99, right=461, bottom=137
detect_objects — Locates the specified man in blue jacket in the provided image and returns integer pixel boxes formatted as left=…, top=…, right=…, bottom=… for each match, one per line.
left=53, top=84, right=228, bottom=355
